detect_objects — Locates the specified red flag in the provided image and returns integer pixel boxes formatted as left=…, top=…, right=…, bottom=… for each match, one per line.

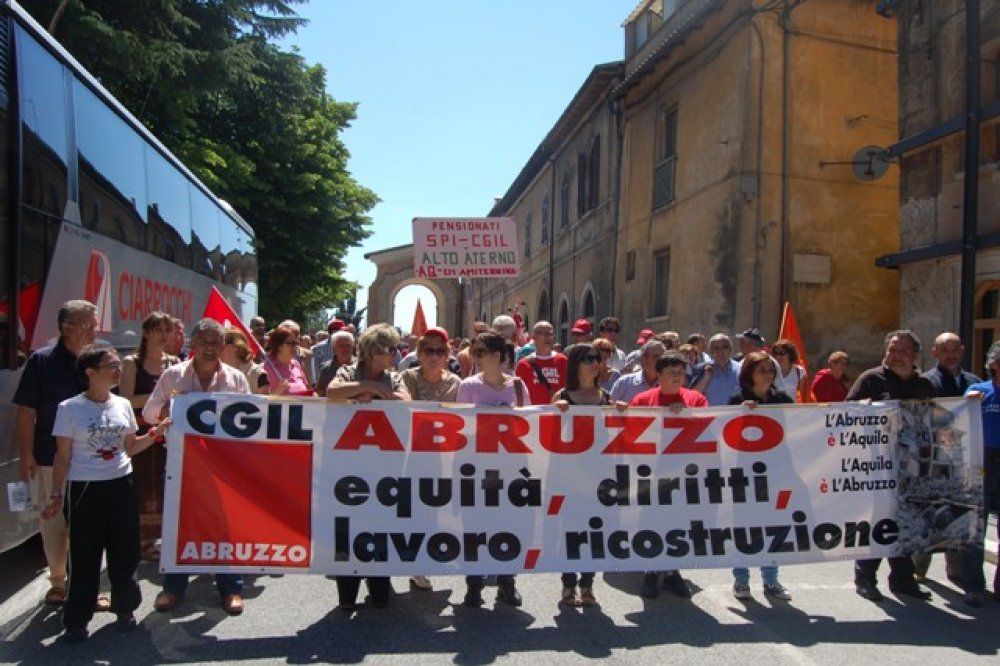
left=0, top=281, right=42, bottom=352
left=778, top=301, right=812, bottom=402
left=202, top=286, right=263, bottom=358
left=411, top=298, right=428, bottom=337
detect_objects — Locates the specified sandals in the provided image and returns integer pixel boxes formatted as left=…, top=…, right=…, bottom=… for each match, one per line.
left=44, top=587, right=66, bottom=605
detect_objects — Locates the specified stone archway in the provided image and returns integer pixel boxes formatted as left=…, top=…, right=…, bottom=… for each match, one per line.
left=365, top=244, right=463, bottom=335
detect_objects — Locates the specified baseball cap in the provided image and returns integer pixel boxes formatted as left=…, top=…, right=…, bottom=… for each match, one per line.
left=327, top=318, right=346, bottom=333
left=571, top=318, right=592, bottom=335
left=422, top=327, right=449, bottom=343
left=738, top=328, right=766, bottom=345
left=636, top=328, right=655, bottom=345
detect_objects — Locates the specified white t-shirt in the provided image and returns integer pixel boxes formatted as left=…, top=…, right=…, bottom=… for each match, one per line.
left=52, top=393, right=137, bottom=481
left=775, top=364, right=805, bottom=402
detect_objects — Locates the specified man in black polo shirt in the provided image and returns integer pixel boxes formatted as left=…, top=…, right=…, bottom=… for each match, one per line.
left=846, top=329, right=935, bottom=602
left=13, top=300, right=96, bottom=605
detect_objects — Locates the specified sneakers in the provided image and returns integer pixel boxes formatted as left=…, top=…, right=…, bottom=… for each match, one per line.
left=662, top=572, right=691, bottom=599
left=964, top=591, right=985, bottom=608
left=855, top=583, right=884, bottom=602
left=733, top=582, right=752, bottom=600
left=763, top=582, right=792, bottom=601
left=560, top=586, right=579, bottom=606
left=410, top=575, right=432, bottom=590
left=640, top=573, right=659, bottom=599
left=496, top=584, right=523, bottom=607
left=889, top=583, right=931, bottom=601
left=61, top=627, right=88, bottom=644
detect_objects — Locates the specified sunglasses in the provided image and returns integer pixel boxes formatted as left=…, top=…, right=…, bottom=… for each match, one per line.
left=772, top=350, right=788, bottom=357
left=472, top=347, right=493, bottom=357
left=582, top=354, right=602, bottom=363
left=421, top=348, right=448, bottom=357
left=601, top=327, right=620, bottom=333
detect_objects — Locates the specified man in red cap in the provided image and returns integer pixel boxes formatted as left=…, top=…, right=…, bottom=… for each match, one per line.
left=570, top=318, right=593, bottom=344
left=623, top=328, right=655, bottom=373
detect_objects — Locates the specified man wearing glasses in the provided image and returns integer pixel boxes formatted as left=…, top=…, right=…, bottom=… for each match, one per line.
left=14, top=300, right=98, bottom=606
left=690, top=333, right=742, bottom=406
left=597, top=317, right=627, bottom=372
left=143, top=318, right=251, bottom=616
left=515, top=321, right=567, bottom=405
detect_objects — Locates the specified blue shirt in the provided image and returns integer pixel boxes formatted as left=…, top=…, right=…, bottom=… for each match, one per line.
left=966, top=380, right=1000, bottom=449
left=12, top=339, right=87, bottom=466
left=610, top=371, right=658, bottom=403
left=697, top=359, right=742, bottom=406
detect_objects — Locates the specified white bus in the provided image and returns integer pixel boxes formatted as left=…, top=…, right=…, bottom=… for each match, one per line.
left=0, top=1, right=258, bottom=552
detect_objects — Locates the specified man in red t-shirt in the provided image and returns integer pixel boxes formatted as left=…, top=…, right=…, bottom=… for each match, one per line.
left=628, top=352, right=705, bottom=600
left=630, top=353, right=708, bottom=408
left=516, top=321, right=567, bottom=405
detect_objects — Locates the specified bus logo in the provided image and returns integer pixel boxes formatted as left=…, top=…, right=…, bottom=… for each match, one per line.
left=85, top=250, right=113, bottom=332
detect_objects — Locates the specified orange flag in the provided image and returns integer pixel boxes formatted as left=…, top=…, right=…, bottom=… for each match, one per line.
left=202, top=286, right=263, bottom=358
left=411, top=298, right=428, bottom=337
left=778, top=301, right=812, bottom=402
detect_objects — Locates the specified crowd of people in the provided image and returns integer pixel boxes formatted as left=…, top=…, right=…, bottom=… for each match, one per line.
left=12, top=302, right=999, bottom=643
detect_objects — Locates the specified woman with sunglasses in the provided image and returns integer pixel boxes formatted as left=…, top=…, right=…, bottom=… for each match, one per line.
left=591, top=337, right=621, bottom=393
left=326, top=323, right=410, bottom=609
left=117, top=311, right=178, bottom=561
left=551, top=344, right=612, bottom=606
left=42, top=345, right=171, bottom=642
left=457, top=329, right=528, bottom=607
left=398, top=327, right=461, bottom=591
left=263, top=323, right=313, bottom=396
left=771, top=339, right=808, bottom=402
left=728, top=351, right=794, bottom=601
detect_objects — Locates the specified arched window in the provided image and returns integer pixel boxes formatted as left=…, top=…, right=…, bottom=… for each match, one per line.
left=557, top=297, right=570, bottom=348
left=581, top=286, right=595, bottom=323
left=975, top=281, right=1000, bottom=372
left=537, top=289, right=550, bottom=323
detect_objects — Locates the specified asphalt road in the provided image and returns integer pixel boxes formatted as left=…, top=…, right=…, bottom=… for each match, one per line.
left=1, top=535, right=998, bottom=665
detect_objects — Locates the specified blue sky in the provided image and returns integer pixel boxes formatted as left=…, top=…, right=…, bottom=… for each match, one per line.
left=283, top=1, right=637, bottom=330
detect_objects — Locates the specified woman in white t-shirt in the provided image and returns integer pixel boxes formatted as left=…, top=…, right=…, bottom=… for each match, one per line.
left=41, top=345, right=171, bottom=643
left=771, top=339, right=809, bottom=402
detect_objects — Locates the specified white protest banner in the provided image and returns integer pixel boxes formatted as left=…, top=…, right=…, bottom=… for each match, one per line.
left=160, top=396, right=983, bottom=575
left=412, top=217, right=519, bottom=279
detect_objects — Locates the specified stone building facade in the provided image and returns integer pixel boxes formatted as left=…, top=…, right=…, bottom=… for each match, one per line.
left=473, top=0, right=901, bottom=368
left=879, top=0, right=1000, bottom=371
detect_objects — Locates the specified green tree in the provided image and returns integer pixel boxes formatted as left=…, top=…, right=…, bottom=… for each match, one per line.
left=22, top=0, right=376, bottom=322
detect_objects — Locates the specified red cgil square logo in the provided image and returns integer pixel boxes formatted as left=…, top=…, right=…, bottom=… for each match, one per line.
left=176, top=434, right=312, bottom=568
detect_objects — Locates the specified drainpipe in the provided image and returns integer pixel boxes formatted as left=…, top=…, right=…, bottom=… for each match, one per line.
left=548, top=156, right=556, bottom=322
left=609, top=95, right=624, bottom=321
left=750, top=15, right=766, bottom=328
left=959, top=0, right=980, bottom=366
left=779, top=1, right=801, bottom=309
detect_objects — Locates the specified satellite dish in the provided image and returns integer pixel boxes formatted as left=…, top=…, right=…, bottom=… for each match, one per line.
left=852, top=145, right=890, bottom=181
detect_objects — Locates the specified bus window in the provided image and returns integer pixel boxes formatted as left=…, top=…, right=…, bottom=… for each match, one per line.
left=219, top=208, right=241, bottom=288
left=74, top=79, right=147, bottom=250
left=145, top=147, right=191, bottom=268
left=190, top=188, right=221, bottom=279
left=16, top=26, right=68, bottom=362
left=0, top=59, right=9, bottom=368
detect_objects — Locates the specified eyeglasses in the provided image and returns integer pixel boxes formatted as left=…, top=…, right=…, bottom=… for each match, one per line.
left=97, top=361, right=122, bottom=371
left=421, top=348, right=448, bottom=357
left=71, top=320, right=97, bottom=332
left=472, top=347, right=493, bottom=358
left=772, top=350, right=788, bottom=357
left=601, top=327, right=620, bottom=333
left=582, top=354, right=602, bottom=364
